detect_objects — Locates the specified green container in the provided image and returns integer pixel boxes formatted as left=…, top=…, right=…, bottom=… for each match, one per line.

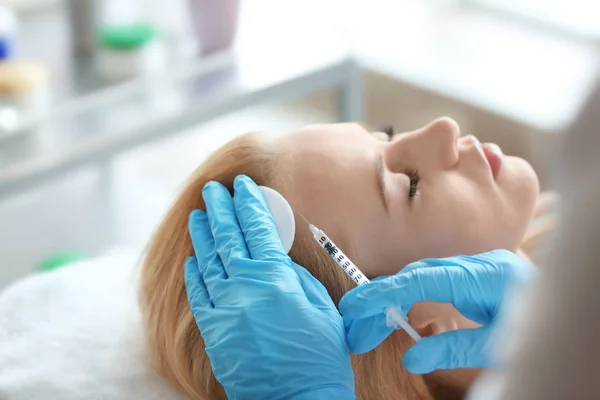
left=38, top=252, right=87, bottom=272
left=98, top=23, right=157, bottom=50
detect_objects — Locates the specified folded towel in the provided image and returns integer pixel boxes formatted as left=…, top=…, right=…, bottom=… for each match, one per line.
left=0, top=250, right=189, bottom=400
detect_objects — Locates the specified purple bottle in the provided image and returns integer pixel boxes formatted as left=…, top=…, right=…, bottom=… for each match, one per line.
left=188, top=0, right=240, bottom=55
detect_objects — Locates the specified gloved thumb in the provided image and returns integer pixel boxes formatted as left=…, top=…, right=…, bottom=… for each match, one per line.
left=345, top=313, right=394, bottom=354
left=402, top=326, right=493, bottom=374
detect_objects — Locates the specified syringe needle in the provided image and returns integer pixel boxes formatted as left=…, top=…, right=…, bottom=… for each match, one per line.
left=298, top=213, right=311, bottom=226
left=300, top=213, right=320, bottom=236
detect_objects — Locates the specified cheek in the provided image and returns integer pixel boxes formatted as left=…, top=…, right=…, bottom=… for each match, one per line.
left=355, top=221, right=406, bottom=276
left=409, top=180, right=510, bottom=257
left=354, top=164, right=537, bottom=275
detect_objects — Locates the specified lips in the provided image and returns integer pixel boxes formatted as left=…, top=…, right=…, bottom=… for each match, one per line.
left=482, top=143, right=503, bottom=179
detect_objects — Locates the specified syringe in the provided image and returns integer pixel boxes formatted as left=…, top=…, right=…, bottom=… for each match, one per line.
left=304, top=218, right=422, bottom=342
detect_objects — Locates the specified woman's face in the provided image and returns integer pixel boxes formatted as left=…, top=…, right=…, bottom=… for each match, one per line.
left=277, top=118, right=539, bottom=276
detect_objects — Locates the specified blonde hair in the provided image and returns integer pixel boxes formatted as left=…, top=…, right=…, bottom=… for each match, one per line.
left=139, top=132, right=553, bottom=400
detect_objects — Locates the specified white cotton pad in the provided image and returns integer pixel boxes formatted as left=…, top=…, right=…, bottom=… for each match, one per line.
left=259, top=186, right=295, bottom=254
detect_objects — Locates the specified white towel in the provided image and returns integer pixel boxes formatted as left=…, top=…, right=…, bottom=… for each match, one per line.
left=0, top=251, right=189, bottom=400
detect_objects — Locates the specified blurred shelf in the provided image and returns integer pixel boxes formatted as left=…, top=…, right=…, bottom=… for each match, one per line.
left=0, top=52, right=357, bottom=198
left=0, top=1, right=359, bottom=199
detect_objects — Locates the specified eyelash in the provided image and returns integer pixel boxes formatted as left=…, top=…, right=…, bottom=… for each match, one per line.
left=406, top=169, right=420, bottom=198
left=378, top=124, right=394, bottom=139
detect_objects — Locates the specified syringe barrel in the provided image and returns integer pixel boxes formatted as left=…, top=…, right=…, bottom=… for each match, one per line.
left=309, top=223, right=421, bottom=342
left=311, top=229, right=370, bottom=286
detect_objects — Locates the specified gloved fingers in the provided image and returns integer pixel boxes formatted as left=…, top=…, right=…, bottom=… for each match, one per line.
left=233, top=175, right=288, bottom=262
left=184, top=256, right=213, bottom=312
left=402, top=326, right=491, bottom=374
left=291, top=262, right=336, bottom=310
left=345, top=312, right=394, bottom=354
left=399, top=255, right=469, bottom=274
left=188, top=209, right=227, bottom=297
left=189, top=209, right=214, bottom=263
left=340, top=264, right=494, bottom=322
left=468, top=249, right=520, bottom=265
left=402, top=250, right=528, bottom=278
left=339, top=275, right=413, bottom=321
left=474, top=249, right=538, bottom=283
left=202, top=181, right=251, bottom=269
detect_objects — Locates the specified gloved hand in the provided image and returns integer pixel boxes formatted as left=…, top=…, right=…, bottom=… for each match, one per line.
left=185, top=175, right=355, bottom=400
left=339, top=250, right=536, bottom=374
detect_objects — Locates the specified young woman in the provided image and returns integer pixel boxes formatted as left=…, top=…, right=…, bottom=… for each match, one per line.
left=139, top=117, right=552, bottom=399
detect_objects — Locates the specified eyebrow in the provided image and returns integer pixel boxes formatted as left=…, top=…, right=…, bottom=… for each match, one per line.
left=375, top=153, right=389, bottom=213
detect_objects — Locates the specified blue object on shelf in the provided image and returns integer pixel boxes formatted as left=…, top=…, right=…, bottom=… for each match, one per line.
left=0, top=36, right=13, bottom=60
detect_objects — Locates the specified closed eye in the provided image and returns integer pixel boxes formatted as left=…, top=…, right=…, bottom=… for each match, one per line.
left=406, top=169, right=420, bottom=199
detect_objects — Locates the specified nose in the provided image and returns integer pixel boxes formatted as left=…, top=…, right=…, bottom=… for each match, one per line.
left=386, top=117, right=460, bottom=170
left=421, top=118, right=460, bottom=167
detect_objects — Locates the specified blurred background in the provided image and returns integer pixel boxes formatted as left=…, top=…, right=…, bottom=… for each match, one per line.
left=0, top=0, right=598, bottom=288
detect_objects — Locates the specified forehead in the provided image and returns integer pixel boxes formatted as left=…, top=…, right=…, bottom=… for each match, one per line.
left=280, top=123, right=373, bottom=155
left=278, top=122, right=376, bottom=178
left=274, top=123, right=383, bottom=236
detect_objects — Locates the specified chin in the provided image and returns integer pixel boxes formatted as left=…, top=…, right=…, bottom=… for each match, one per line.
left=516, top=156, right=539, bottom=194
left=502, top=156, right=540, bottom=237
left=502, top=156, right=539, bottom=197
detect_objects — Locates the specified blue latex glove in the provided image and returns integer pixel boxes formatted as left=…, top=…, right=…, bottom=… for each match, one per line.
left=184, top=175, right=355, bottom=400
left=339, top=250, right=536, bottom=374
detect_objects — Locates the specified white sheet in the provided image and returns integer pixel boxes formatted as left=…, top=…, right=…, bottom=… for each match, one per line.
left=0, top=250, right=190, bottom=400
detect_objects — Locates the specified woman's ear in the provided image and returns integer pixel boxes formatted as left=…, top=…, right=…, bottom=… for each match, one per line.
left=413, top=322, right=442, bottom=338
left=411, top=316, right=459, bottom=338
left=408, top=302, right=479, bottom=338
